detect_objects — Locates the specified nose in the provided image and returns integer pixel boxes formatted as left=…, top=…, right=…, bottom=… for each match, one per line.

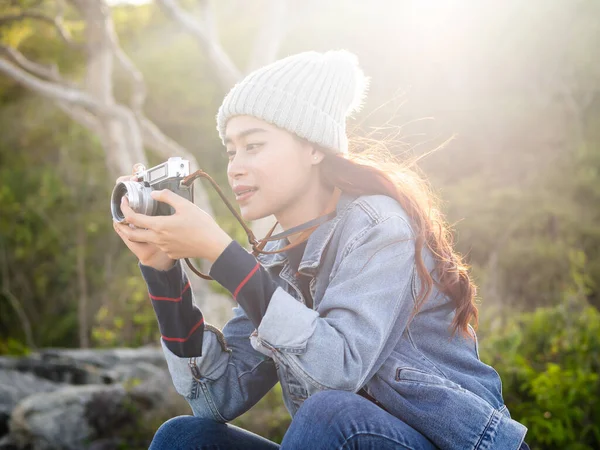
left=227, top=153, right=247, bottom=181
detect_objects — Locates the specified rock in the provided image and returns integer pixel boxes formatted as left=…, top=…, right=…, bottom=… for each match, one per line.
left=40, top=347, right=167, bottom=370
left=12, top=357, right=106, bottom=385
left=129, top=368, right=181, bottom=410
left=9, top=372, right=183, bottom=450
left=0, top=370, right=64, bottom=437
left=0, top=359, right=18, bottom=372
left=100, top=360, right=161, bottom=385
left=1, top=347, right=167, bottom=386
left=0, top=434, right=18, bottom=450
left=0, top=347, right=185, bottom=449
left=10, top=384, right=126, bottom=450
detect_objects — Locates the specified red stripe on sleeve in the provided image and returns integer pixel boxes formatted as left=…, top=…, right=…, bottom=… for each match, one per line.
left=149, top=281, right=191, bottom=302
left=162, top=317, right=205, bottom=343
left=233, top=263, right=260, bottom=300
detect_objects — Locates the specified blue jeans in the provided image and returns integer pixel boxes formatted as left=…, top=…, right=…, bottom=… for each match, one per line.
left=149, top=390, right=437, bottom=449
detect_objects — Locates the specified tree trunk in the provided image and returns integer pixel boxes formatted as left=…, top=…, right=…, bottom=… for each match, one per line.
left=76, top=223, right=89, bottom=349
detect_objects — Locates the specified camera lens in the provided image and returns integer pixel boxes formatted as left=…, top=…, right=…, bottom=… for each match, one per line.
left=110, top=181, right=157, bottom=222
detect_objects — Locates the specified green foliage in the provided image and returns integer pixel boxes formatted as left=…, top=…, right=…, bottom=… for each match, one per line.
left=91, top=272, right=161, bottom=349
left=480, top=278, right=600, bottom=448
left=0, top=337, right=30, bottom=356
left=439, top=139, right=600, bottom=312
left=83, top=384, right=191, bottom=450
left=232, top=383, right=291, bottom=444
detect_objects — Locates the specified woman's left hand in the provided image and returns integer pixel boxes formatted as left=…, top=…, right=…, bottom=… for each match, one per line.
left=115, top=189, right=233, bottom=263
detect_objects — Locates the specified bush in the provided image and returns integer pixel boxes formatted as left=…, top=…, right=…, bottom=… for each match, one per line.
left=479, top=298, right=600, bottom=449
left=232, top=383, right=291, bottom=444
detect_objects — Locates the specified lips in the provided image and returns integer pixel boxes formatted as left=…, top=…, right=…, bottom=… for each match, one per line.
left=235, top=188, right=257, bottom=196
left=233, top=185, right=258, bottom=202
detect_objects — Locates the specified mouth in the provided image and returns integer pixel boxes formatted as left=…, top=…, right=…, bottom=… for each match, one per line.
left=234, top=188, right=258, bottom=203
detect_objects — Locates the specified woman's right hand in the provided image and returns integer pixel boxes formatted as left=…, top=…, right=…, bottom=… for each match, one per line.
left=112, top=170, right=175, bottom=271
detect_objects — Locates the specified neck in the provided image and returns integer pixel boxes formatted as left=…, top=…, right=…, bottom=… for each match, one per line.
left=275, top=182, right=335, bottom=244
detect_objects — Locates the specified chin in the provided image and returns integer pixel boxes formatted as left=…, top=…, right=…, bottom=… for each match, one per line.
left=240, top=205, right=271, bottom=222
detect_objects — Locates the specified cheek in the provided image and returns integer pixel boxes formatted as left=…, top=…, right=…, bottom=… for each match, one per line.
left=242, top=149, right=309, bottom=217
left=260, top=159, right=305, bottom=198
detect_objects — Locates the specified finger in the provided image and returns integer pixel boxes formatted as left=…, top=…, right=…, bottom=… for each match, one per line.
left=115, top=221, right=157, bottom=244
left=114, top=221, right=132, bottom=236
left=113, top=222, right=128, bottom=239
left=114, top=222, right=128, bottom=239
left=120, top=197, right=160, bottom=229
left=150, top=189, right=189, bottom=211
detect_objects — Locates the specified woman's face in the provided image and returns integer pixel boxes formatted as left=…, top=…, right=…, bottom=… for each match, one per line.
left=224, top=115, right=320, bottom=222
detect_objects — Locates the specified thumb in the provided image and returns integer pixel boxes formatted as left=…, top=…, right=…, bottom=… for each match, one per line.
left=151, top=189, right=186, bottom=210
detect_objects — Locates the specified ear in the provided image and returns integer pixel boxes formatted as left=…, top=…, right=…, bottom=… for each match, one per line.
left=308, top=146, right=325, bottom=165
left=293, top=134, right=325, bottom=165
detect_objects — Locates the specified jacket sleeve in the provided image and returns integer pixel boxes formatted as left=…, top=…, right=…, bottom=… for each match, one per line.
left=253, top=215, right=418, bottom=392
left=139, top=260, right=278, bottom=422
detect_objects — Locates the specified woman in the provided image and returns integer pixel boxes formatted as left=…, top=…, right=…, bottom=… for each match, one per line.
left=113, top=50, right=529, bottom=449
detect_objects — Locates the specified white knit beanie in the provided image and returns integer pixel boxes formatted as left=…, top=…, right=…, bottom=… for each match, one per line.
left=216, top=50, right=369, bottom=154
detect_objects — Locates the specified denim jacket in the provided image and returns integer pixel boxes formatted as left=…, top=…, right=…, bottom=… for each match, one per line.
left=157, top=192, right=528, bottom=449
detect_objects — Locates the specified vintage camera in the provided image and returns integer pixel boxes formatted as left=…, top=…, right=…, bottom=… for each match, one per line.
left=111, top=157, right=194, bottom=223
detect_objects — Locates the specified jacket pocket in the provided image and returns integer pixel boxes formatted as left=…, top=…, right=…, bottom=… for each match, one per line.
left=395, top=367, right=464, bottom=391
left=281, top=364, right=308, bottom=406
left=386, top=367, right=526, bottom=449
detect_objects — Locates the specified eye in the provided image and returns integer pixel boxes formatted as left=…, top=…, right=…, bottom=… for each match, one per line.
left=226, top=150, right=236, bottom=161
left=246, top=143, right=263, bottom=151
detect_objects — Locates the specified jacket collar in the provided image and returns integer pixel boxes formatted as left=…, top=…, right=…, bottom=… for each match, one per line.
left=256, top=191, right=358, bottom=274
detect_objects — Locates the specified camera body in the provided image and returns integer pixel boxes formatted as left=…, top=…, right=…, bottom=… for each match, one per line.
left=111, top=157, right=193, bottom=223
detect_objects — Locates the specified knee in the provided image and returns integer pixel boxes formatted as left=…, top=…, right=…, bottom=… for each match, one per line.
left=153, top=415, right=199, bottom=436
left=282, top=391, right=363, bottom=449
left=295, top=390, right=357, bottom=425
left=150, top=415, right=221, bottom=450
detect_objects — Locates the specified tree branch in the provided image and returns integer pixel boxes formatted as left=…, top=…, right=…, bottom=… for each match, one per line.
left=155, top=0, right=241, bottom=89
left=0, top=57, right=126, bottom=118
left=0, top=43, right=78, bottom=89
left=138, top=115, right=187, bottom=156
left=56, top=101, right=104, bottom=135
left=102, top=9, right=147, bottom=113
left=114, top=46, right=146, bottom=113
left=0, top=10, right=78, bottom=47
left=0, top=43, right=58, bottom=81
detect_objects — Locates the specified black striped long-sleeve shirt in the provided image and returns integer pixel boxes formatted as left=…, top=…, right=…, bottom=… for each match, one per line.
left=139, top=240, right=307, bottom=357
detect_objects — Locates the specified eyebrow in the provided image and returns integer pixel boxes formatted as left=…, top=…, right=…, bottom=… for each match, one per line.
left=223, top=128, right=268, bottom=145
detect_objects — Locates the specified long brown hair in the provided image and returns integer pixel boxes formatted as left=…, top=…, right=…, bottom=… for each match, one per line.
left=319, top=141, right=479, bottom=339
